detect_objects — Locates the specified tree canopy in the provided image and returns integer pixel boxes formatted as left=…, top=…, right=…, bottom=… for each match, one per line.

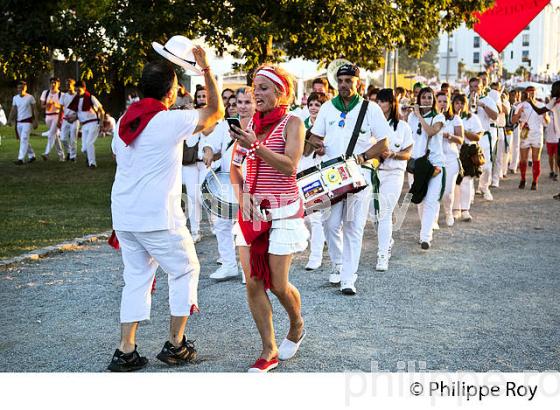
left=0, top=0, right=494, bottom=92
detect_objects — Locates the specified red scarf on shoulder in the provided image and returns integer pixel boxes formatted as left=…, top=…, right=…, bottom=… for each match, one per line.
left=68, top=91, right=93, bottom=112
left=118, top=98, right=167, bottom=145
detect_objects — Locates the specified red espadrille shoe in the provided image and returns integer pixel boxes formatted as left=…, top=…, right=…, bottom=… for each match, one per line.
left=247, top=357, right=279, bottom=373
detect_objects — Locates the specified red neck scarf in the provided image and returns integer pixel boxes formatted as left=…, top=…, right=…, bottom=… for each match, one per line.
left=68, top=91, right=92, bottom=112
left=252, top=105, right=288, bottom=135
left=118, top=98, right=167, bottom=145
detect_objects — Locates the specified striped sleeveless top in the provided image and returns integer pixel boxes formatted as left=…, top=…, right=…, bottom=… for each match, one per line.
left=245, top=114, right=300, bottom=208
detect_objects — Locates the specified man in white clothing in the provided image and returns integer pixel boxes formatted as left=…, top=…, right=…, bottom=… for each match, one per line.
left=108, top=45, right=224, bottom=372
left=307, top=63, right=390, bottom=295
left=8, top=81, right=39, bottom=165
left=59, top=78, right=80, bottom=161
left=40, top=77, right=65, bottom=161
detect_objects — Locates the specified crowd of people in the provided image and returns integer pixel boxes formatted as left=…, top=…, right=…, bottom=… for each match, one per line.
left=7, top=77, right=116, bottom=168
left=10, top=38, right=558, bottom=374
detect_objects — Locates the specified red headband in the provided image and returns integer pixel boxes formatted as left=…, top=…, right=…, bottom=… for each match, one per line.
left=255, top=67, right=289, bottom=95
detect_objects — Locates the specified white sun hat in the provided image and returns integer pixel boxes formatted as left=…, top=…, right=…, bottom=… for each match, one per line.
left=152, top=36, right=202, bottom=75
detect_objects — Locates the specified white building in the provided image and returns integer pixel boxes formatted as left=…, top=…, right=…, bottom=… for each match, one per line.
left=438, top=0, right=560, bottom=82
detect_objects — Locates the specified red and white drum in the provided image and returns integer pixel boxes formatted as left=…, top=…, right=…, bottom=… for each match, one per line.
left=296, top=155, right=367, bottom=215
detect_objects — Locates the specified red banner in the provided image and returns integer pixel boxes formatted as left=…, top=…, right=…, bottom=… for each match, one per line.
left=474, top=0, right=551, bottom=52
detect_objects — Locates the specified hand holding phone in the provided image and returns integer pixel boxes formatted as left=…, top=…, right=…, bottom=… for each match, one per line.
left=226, top=117, right=242, bottom=134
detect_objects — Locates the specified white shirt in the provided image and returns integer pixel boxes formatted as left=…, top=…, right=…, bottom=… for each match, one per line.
left=546, top=97, right=559, bottom=135
left=378, top=120, right=413, bottom=172
left=545, top=111, right=558, bottom=143
left=515, top=101, right=546, bottom=139
left=311, top=99, right=391, bottom=161
left=462, top=114, right=484, bottom=144
left=40, top=89, right=62, bottom=115
left=408, top=112, right=445, bottom=167
left=60, top=92, right=78, bottom=120
left=111, top=109, right=200, bottom=231
left=12, top=94, right=36, bottom=120
left=475, top=95, right=498, bottom=131
left=442, top=115, right=463, bottom=160
left=77, top=95, right=102, bottom=123
left=204, top=120, right=236, bottom=171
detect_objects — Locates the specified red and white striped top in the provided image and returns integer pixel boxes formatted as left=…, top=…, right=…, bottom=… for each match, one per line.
left=245, top=114, right=300, bottom=209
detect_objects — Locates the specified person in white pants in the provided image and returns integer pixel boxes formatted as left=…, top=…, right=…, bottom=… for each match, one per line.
left=298, top=91, right=329, bottom=271
left=468, top=77, right=498, bottom=201
left=491, top=85, right=509, bottom=187
left=68, top=81, right=104, bottom=168
left=307, top=63, right=391, bottom=295
left=40, top=77, right=65, bottom=161
left=8, top=81, right=39, bottom=164
left=202, top=87, right=255, bottom=281
left=108, top=46, right=224, bottom=371
left=59, top=78, right=80, bottom=161
left=437, top=92, right=464, bottom=227
left=407, top=87, right=445, bottom=249
left=507, top=90, right=521, bottom=173
left=374, top=88, right=413, bottom=271
left=452, top=94, right=484, bottom=222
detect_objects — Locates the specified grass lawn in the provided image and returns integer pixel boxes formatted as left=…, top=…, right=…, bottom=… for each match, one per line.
left=0, top=124, right=116, bottom=258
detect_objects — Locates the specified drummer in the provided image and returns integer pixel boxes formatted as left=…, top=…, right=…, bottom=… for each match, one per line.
left=299, top=91, right=328, bottom=271
left=306, top=63, right=391, bottom=295
left=202, top=87, right=256, bottom=282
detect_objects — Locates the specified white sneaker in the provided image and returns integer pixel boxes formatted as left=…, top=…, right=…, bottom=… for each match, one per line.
left=452, top=210, right=461, bottom=219
left=483, top=190, right=494, bottom=201
left=191, top=232, right=202, bottom=243
left=376, top=254, right=389, bottom=271
left=209, top=265, right=239, bottom=280
left=329, top=265, right=341, bottom=284
left=461, top=210, right=473, bottom=222
left=340, top=275, right=357, bottom=295
left=305, top=257, right=322, bottom=271
left=433, top=222, right=440, bottom=230
left=445, top=213, right=454, bottom=227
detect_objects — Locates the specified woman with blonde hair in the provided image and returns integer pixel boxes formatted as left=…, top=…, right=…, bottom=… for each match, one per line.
left=230, top=65, right=308, bottom=372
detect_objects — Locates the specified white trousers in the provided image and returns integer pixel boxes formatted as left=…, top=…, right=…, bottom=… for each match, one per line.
left=81, top=122, right=99, bottom=165
left=442, top=158, right=460, bottom=216
left=116, top=226, right=200, bottom=323
left=44, top=115, right=64, bottom=159
left=322, top=185, right=371, bottom=282
left=377, top=169, right=405, bottom=255
left=492, top=127, right=507, bottom=186
left=478, top=128, right=497, bottom=193
left=304, top=211, right=325, bottom=263
left=213, top=216, right=236, bottom=269
left=60, top=119, right=80, bottom=159
left=509, top=128, right=520, bottom=171
left=182, top=162, right=209, bottom=235
left=416, top=171, right=443, bottom=242
left=17, top=123, right=35, bottom=160
left=453, top=176, right=474, bottom=211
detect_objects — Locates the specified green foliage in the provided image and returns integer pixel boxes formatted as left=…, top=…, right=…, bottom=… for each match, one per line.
left=0, top=0, right=495, bottom=92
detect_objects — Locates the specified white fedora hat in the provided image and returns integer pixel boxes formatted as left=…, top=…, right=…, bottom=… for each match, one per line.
left=152, top=36, right=202, bottom=75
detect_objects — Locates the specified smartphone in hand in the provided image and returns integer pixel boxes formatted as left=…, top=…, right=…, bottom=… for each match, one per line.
left=226, top=117, right=242, bottom=134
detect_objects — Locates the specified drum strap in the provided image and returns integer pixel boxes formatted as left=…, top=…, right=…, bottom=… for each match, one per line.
left=345, top=100, right=369, bottom=157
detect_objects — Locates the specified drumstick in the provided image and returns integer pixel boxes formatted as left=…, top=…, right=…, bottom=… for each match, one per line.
left=209, top=168, right=224, bottom=191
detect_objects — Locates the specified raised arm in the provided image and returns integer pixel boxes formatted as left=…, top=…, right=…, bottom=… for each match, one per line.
left=193, top=47, right=225, bottom=134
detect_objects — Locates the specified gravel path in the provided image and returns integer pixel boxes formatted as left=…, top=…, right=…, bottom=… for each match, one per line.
left=1, top=174, right=559, bottom=372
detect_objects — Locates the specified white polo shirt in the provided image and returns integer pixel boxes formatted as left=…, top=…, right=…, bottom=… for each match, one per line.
left=462, top=114, right=484, bottom=144
left=111, top=109, right=200, bottom=231
left=408, top=112, right=445, bottom=167
left=311, top=99, right=391, bottom=161
left=378, top=120, right=413, bottom=172
left=442, top=115, right=463, bottom=160
left=12, top=94, right=36, bottom=120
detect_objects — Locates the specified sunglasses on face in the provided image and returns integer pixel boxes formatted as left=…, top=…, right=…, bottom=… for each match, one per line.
left=338, top=111, right=347, bottom=128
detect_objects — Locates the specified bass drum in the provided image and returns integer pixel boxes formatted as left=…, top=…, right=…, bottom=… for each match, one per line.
left=201, top=171, right=239, bottom=220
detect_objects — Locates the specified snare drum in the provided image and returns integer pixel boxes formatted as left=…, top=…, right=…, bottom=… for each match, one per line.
left=296, top=156, right=367, bottom=214
left=201, top=171, right=239, bottom=220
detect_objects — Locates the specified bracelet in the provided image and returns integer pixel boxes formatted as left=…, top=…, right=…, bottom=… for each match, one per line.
left=246, top=140, right=261, bottom=159
left=201, top=66, right=210, bottom=73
